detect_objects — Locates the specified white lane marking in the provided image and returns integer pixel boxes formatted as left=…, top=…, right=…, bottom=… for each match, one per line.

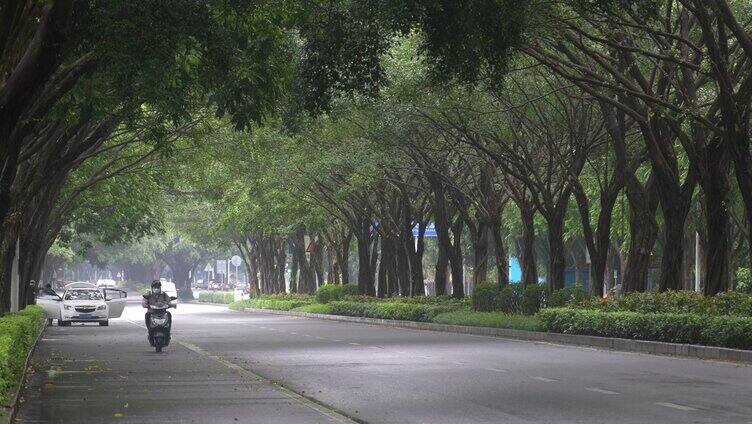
left=333, top=339, right=343, bottom=342
left=348, top=342, right=361, bottom=346
left=655, top=402, right=698, bottom=411
left=290, top=332, right=299, bottom=335
left=532, top=377, right=559, bottom=382
left=485, top=368, right=508, bottom=373
left=586, top=387, right=619, bottom=395
left=42, top=338, right=60, bottom=341
left=420, top=356, right=432, bottom=359
left=454, top=361, right=466, bottom=365
left=368, top=346, right=383, bottom=350
left=315, top=336, right=325, bottom=340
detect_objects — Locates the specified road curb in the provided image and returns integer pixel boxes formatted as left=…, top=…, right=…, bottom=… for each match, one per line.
left=237, top=307, right=752, bottom=364
left=1, top=319, right=46, bottom=424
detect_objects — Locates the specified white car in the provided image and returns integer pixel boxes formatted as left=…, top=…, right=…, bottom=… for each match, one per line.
left=161, top=281, right=178, bottom=306
left=37, top=282, right=128, bottom=326
left=96, top=278, right=116, bottom=287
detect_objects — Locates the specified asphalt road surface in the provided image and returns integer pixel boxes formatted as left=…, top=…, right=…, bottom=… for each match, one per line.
left=16, top=301, right=752, bottom=423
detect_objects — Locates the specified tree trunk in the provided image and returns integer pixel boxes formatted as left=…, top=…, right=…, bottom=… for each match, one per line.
left=377, top=236, right=389, bottom=298
left=703, top=163, right=732, bottom=295
left=355, top=218, right=375, bottom=296
left=432, top=180, right=452, bottom=296
left=519, top=204, right=538, bottom=287
left=471, top=221, right=490, bottom=285
left=491, top=218, right=509, bottom=288
left=410, top=221, right=427, bottom=296
left=546, top=211, right=567, bottom=291
left=449, top=217, right=464, bottom=298
left=658, top=203, right=691, bottom=292
left=289, top=241, right=299, bottom=293
left=337, top=230, right=352, bottom=285
left=622, top=178, right=659, bottom=292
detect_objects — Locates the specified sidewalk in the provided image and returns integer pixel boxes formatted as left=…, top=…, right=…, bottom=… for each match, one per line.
left=14, top=317, right=353, bottom=423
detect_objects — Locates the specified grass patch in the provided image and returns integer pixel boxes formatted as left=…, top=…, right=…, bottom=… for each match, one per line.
left=293, top=303, right=333, bottom=314
left=328, top=300, right=461, bottom=322
left=198, top=291, right=234, bottom=304
left=230, top=295, right=314, bottom=311
left=432, top=308, right=544, bottom=332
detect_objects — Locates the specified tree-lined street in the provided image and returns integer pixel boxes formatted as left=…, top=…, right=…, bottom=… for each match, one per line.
left=17, top=301, right=752, bottom=423
left=4, top=1, right=752, bottom=422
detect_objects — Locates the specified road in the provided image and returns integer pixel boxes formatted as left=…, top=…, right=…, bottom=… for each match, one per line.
left=16, top=300, right=752, bottom=423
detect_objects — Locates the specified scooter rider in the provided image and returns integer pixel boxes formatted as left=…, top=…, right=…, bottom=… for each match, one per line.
left=143, top=280, right=172, bottom=333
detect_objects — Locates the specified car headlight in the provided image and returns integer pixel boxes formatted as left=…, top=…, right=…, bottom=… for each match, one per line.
left=96, top=305, right=106, bottom=310
left=63, top=305, right=73, bottom=310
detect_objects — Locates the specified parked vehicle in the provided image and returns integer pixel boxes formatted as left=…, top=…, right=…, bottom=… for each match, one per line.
left=37, top=282, right=127, bottom=326
left=161, top=282, right=178, bottom=306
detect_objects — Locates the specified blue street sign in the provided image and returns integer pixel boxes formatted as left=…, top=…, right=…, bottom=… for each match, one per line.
left=412, top=223, right=437, bottom=237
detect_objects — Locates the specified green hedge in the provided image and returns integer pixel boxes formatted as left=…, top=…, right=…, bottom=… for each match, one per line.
left=580, top=291, right=752, bottom=316
left=328, top=300, right=459, bottom=322
left=0, top=306, right=44, bottom=404
left=472, top=283, right=583, bottom=315
left=538, top=308, right=752, bottom=349
left=229, top=294, right=314, bottom=311
left=293, top=303, right=333, bottom=314
left=433, top=309, right=543, bottom=331
left=315, top=284, right=359, bottom=304
left=546, top=286, right=591, bottom=308
left=198, top=291, right=235, bottom=304
left=737, top=268, right=751, bottom=293
left=471, top=283, right=499, bottom=312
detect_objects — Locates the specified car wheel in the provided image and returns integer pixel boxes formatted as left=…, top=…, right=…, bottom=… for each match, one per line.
left=99, top=321, right=109, bottom=327
left=47, top=318, right=53, bottom=326
left=58, top=320, right=66, bottom=327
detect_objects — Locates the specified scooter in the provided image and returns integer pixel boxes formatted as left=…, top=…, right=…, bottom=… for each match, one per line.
left=144, top=296, right=177, bottom=352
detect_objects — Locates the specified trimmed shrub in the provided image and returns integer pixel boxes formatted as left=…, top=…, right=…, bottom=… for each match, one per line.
left=547, top=286, right=589, bottom=308
left=0, top=306, right=44, bottom=404
left=293, top=303, right=333, bottom=314
left=198, top=291, right=235, bottom=304
left=229, top=294, right=315, bottom=311
left=395, top=295, right=467, bottom=306
left=472, top=283, right=500, bottom=312
left=737, top=268, right=751, bottom=294
left=522, top=284, right=546, bottom=315
left=579, top=290, right=752, bottom=316
left=432, top=309, right=543, bottom=331
left=472, top=283, right=547, bottom=315
left=498, top=285, right=523, bottom=314
left=341, top=295, right=382, bottom=303
left=538, top=308, right=752, bottom=349
left=315, top=284, right=359, bottom=304
left=328, top=301, right=459, bottom=322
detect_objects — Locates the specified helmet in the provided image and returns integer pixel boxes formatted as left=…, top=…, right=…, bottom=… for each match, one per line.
left=151, top=280, right=162, bottom=288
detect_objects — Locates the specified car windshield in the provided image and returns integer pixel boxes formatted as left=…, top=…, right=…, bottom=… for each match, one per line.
left=64, top=289, right=103, bottom=301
